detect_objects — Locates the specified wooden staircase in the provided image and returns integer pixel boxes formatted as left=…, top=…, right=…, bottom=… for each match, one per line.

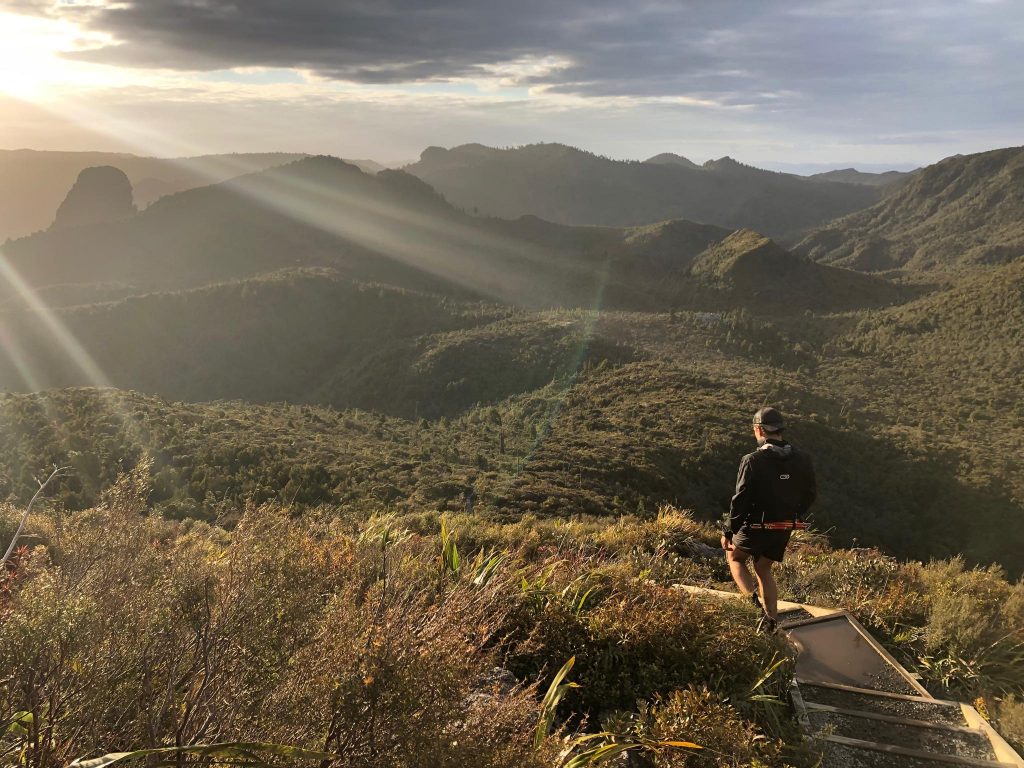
left=679, top=587, right=1024, bottom=767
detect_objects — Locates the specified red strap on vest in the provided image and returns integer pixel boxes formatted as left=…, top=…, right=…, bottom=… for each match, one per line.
left=746, top=521, right=808, bottom=531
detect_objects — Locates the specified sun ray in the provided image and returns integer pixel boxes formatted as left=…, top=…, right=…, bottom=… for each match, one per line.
left=0, top=250, right=112, bottom=389
left=0, top=325, right=44, bottom=393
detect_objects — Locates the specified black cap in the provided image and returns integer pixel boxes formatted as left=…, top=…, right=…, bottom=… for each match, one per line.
left=753, top=407, right=785, bottom=432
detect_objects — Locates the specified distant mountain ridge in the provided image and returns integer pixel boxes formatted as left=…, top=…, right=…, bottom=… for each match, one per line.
left=3, top=155, right=899, bottom=317
left=644, top=153, right=701, bottom=169
left=405, top=142, right=882, bottom=238
left=808, top=168, right=913, bottom=187
left=0, top=154, right=906, bottom=415
left=0, top=149, right=393, bottom=242
left=797, top=146, right=1024, bottom=272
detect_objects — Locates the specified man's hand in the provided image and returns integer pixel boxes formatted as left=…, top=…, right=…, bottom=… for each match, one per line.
left=721, top=535, right=733, bottom=551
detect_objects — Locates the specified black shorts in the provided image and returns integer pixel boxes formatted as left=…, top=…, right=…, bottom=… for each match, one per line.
left=733, top=528, right=791, bottom=563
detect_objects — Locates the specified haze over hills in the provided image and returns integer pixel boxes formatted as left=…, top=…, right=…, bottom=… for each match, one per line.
left=797, top=146, right=1024, bottom=273
left=404, top=142, right=884, bottom=239
left=3, top=156, right=896, bottom=315
left=0, top=155, right=903, bottom=416
left=0, top=149, right=395, bottom=242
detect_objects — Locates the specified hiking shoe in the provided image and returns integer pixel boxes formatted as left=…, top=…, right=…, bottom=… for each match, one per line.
left=756, top=615, right=778, bottom=635
left=750, top=592, right=763, bottom=612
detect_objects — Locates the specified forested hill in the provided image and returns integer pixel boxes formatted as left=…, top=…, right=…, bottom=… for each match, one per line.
left=796, top=146, right=1024, bottom=273
left=404, top=143, right=882, bottom=238
left=2, top=156, right=896, bottom=314
left=2, top=338, right=1019, bottom=574
left=819, top=257, right=1024, bottom=511
left=2, top=280, right=1022, bottom=573
left=685, top=229, right=905, bottom=312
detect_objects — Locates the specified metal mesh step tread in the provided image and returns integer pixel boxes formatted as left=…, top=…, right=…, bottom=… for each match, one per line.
left=788, top=614, right=925, bottom=695
left=819, top=736, right=1014, bottom=768
left=808, top=709, right=995, bottom=761
left=800, top=684, right=968, bottom=726
left=797, top=678, right=954, bottom=704
left=805, top=702, right=976, bottom=733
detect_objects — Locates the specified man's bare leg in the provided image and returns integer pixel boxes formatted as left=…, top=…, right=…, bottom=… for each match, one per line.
left=752, top=557, right=779, bottom=620
left=726, top=546, right=757, bottom=596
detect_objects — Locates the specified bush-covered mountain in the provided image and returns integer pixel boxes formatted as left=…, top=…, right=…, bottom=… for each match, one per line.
left=816, top=258, right=1024, bottom=535
left=0, top=270, right=635, bottom=417
left=808, top=168, right=913, bottom=187
left=2, top=273, right=1021, bottom=573
left=685, top=229, right=905, bottom=312
left=405, top=143, right=882, bottom=238
left=4, top=137, right=1024, bottom=765
left=643, top=152, right=702, bottom=169
left=1, top=327, right=1018, bottom=571
left=0, top=270, right=498, bottom=406
left=5, top=155, right=892, bottom=314
left=797, top=146, right=1024, bottom=272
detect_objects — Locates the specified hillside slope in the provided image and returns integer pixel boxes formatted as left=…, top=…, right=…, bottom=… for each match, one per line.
left=825, top=258, right=1023, bottom=475
left=0, top=270, right=635, bottom=417
left=2, top=345, right=1019, bottom=572
left=797, top=146, right=1024, bottom=272
left=0, top=270, right=505, bottom=406
left=405, top=143, right=881, bottom=237
left=687, top=229, right=905, bottom=311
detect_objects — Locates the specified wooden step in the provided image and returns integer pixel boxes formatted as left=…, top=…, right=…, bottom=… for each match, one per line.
left=778, top=606, right=815, bottom=625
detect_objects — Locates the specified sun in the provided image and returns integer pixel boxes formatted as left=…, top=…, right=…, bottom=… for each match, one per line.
left=0, top=11, right=112, bottom=100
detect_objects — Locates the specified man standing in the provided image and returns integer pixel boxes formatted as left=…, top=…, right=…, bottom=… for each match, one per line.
left=722, top=407, right=816, bottom=633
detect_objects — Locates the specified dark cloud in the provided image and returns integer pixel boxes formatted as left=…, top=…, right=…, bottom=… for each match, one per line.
left=6, top=0, right=1024, bottom=125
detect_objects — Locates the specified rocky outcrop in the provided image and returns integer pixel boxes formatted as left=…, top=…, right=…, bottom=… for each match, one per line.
left=51, top=166, right=136, bottom=230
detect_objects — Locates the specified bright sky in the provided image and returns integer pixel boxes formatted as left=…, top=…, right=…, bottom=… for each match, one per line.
left=0, top=1, right=1021, bottom=171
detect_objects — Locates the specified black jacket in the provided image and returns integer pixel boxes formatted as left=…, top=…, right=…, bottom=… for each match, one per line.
left=724, top=439, right=816, bottom=538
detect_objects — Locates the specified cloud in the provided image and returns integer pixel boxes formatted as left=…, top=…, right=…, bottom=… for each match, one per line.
left=6, top=0, right=1015, bottom=108
left=2, top=0, right=1021, bottom=166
